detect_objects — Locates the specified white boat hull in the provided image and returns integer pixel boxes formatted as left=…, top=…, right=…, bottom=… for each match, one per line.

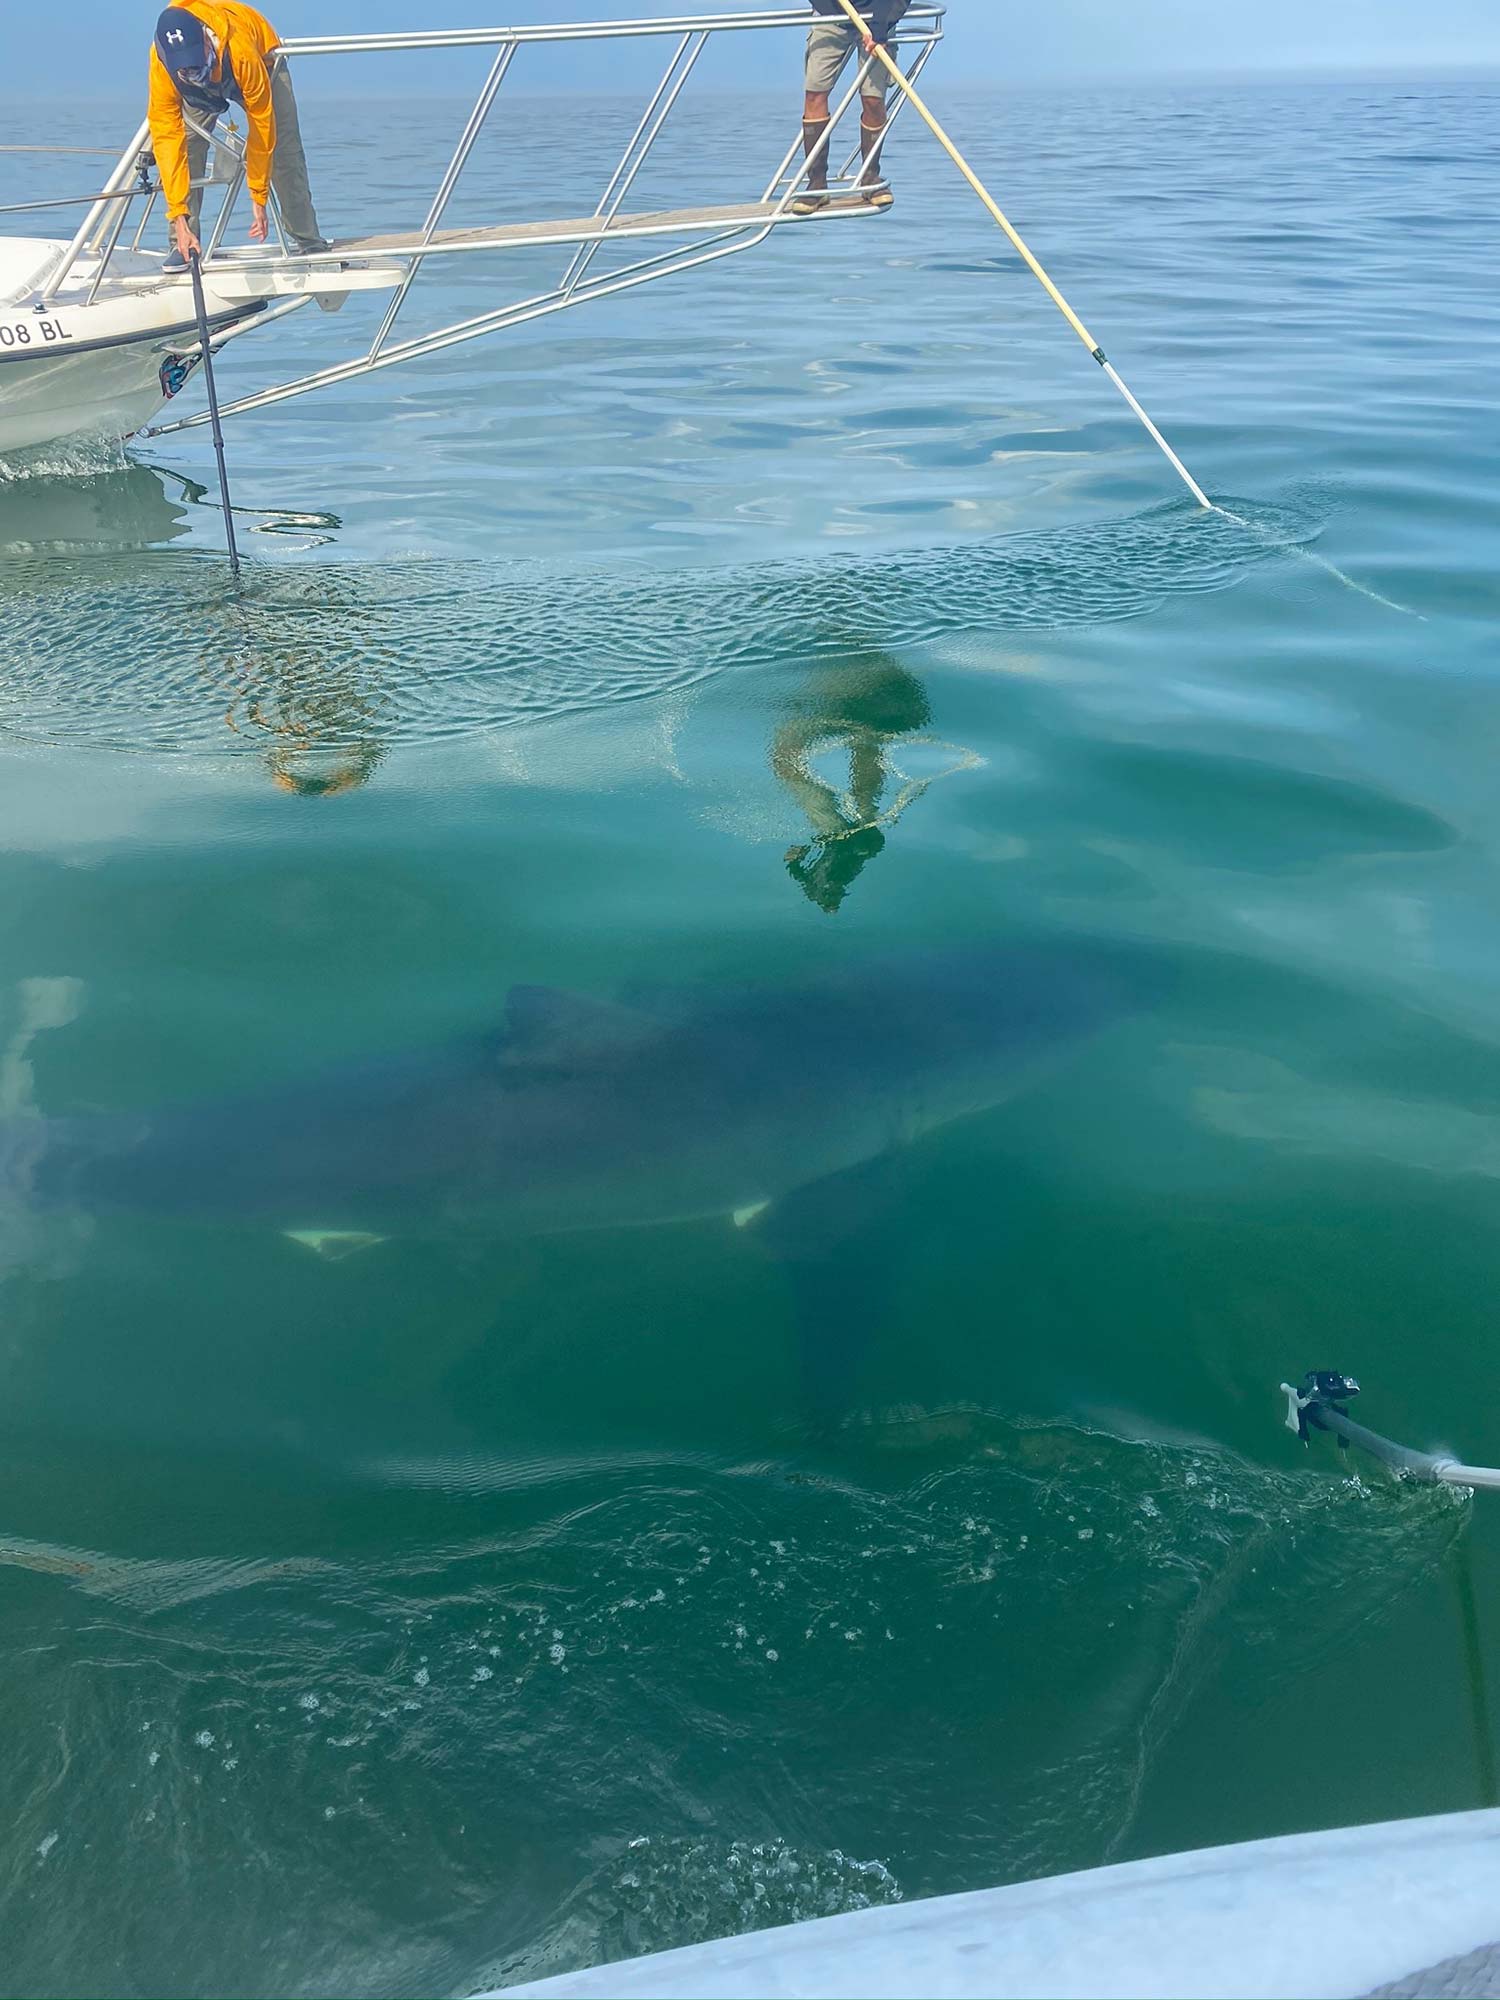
left=0, top=339, right=196, bottom=456
left=0, top=237, right=267, bottom=455
left=494, top=1809, right=1500, bottom=2000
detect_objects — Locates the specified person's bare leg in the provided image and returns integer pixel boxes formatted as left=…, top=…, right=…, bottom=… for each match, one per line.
left=792, top=87, right=833, bottom=214
left=848, top=727, right=889, bottom=826
left=773, top=717, right=851, bottom=844
left=857, top=93, right=894, bottom=206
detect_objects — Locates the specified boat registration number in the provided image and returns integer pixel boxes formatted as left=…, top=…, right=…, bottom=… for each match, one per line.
left=0, top=318, right=73, bottom=349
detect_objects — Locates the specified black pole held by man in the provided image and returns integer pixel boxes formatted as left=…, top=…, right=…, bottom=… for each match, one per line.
left=187, top=249, right=242, bottom=583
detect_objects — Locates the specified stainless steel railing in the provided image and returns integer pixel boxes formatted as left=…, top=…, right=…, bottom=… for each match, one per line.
left=37, top=7, right=943, bottom=308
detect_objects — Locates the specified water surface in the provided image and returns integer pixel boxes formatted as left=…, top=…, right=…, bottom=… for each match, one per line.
left=1, top=71, right=1498, bottom=1998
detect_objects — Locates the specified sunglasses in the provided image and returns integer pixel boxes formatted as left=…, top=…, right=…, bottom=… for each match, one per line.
left=175, top=61, right=214, bottom=85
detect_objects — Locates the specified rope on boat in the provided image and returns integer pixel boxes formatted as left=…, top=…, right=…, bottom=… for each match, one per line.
left=1282, top=1371, right=1500, bottom=1491
left=830, top=0, right=1212, bottom=510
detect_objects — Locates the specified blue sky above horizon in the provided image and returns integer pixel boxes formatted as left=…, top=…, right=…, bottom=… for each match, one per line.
left=7, top=0, right=1499, bottom=95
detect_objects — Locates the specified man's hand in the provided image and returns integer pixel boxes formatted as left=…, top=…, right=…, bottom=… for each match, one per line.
left=862, top=31, right=877, bottom=53
left=248, top=202, right=268, bottom=243
left=172, top=214, right=202, bottom=262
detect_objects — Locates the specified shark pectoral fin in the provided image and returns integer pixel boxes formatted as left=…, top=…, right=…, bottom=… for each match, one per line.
left=733, top=1200, right=772, bottom=1230
left=283, top=1229, right=388, bottom=1263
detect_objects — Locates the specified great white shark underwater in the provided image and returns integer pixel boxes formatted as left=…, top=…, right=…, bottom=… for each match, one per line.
left=3, top=939, right=1168, bottom=1405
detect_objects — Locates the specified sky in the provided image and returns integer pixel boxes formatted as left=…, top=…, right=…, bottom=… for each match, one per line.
left=8, top=0, right=1500, bottom=96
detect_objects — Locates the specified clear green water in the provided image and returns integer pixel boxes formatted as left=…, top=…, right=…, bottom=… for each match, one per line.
left=1, top=71, right=1498, bottom=1997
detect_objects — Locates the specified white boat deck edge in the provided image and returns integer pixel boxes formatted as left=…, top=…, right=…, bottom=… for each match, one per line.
left=485, top=1809, right=1500, bottom=2000
left=318, top=194, right=885, bottom=261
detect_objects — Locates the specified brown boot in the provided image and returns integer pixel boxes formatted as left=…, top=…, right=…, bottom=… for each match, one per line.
left=857, top=120, right=894, bottom=207
left=791, top=117, right=832, bottom=215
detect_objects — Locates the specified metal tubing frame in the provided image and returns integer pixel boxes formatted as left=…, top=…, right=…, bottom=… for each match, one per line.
left=278, top=7, right=939, bottom=56
left=207, top=294, right=313, bottom=348
left=192, top=99, right=298, bottom=260
left=83, top=190, right=137, bottom=306
left=43, top=115, right=150, bottom=301
left=204, top=174, right=244, bottom=260
left=124, top=4, right=943, bottom=433
left=758, top=31, right=933, bottom=211
left=203, top=120, right=250, bottom=260
left=36, top=106, right=238, bottom=297
left=560, top=28, right=706, bottom=298
left=368, top=37, right=519, bottom=358
left=36, top=9, right=942, bottom=301
left=755, top=31, right=931, bottom=218
left=766, top=49, right=874, bottom=206
left=129, top=185, right=160, bottom=253
left=150, top=222, right=782, bottom=430
left=825, top=36, right=937, bottom=187
left=150, top=26, right=937, bottom=432
left=0, top=190, right=139, bottom=217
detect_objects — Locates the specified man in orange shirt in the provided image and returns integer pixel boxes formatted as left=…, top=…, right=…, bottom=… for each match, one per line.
left=149, top=3, right=329, bottom=271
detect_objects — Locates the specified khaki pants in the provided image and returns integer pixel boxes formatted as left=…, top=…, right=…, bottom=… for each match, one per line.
left=181, top=61, right=323, bottom=250
left=805, top=6, right=910, bottom=101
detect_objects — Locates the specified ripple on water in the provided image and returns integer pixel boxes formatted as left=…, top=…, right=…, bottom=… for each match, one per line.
left=485, top=1836, right=903, bottom=1992
left=0, top=1416, right=1466, bottom=1994
left=0, top=497, right=1318, bottom=759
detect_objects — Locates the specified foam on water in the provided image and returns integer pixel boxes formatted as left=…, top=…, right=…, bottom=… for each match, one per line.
left=0, top=1417, right=1467, bottom=1994
left=488, top=1836, right=903, bottom=1992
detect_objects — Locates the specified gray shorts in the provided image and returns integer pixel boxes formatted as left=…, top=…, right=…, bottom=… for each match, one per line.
left=805, top=19, right=893, bottom=100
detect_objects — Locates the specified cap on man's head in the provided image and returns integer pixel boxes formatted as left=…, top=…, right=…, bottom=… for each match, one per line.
left=154, top=8, right=213, bottom=76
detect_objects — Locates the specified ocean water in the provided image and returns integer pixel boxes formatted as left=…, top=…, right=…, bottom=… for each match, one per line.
left=1, top=63, right=1499, bottom=1997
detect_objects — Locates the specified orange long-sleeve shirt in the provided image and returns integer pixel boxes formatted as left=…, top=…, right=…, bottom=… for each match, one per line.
left=148, top=0, right=282, bottom=220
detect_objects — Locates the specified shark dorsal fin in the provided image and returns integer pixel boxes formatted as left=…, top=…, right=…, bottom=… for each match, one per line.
left=498, top=985, right=663, bottom=1070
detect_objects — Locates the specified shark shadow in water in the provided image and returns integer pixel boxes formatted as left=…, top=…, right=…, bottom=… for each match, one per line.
left=5, top=938, right=1170, bottom=1416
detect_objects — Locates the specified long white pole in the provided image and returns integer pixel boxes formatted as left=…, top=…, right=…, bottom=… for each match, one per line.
left=832, top=0, right=1212, bottom=509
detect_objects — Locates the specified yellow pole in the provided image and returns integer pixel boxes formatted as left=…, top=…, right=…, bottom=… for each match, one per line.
left=829, top=0, right=1212, bottom=509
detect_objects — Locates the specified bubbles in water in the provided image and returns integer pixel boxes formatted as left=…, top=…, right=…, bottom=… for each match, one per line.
left=1, top=1413, right=1464, bottom=1995
left=489, top=1835, right=902, bottom=1991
